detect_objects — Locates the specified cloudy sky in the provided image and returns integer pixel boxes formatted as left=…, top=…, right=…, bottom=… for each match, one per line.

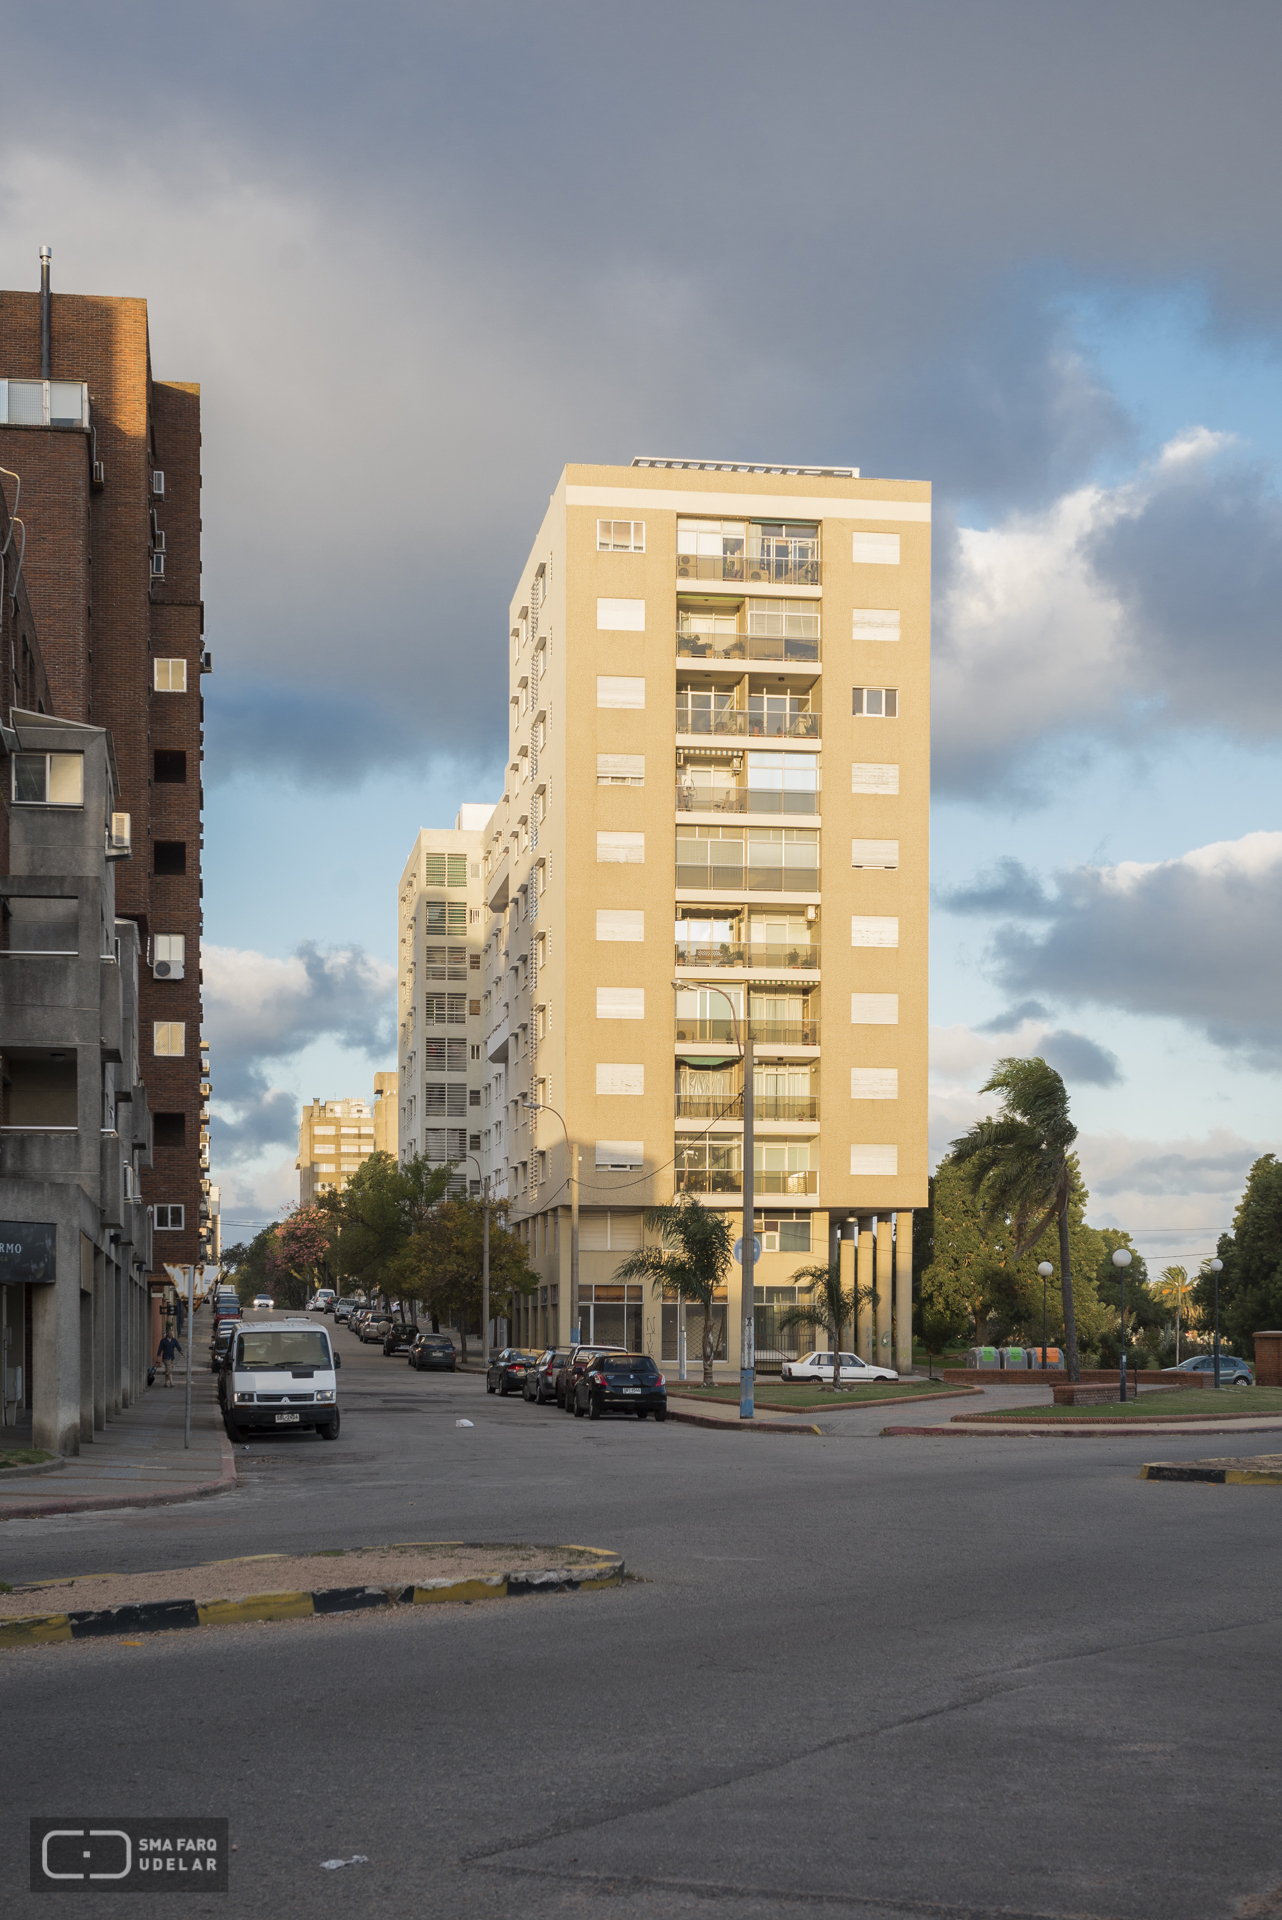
left=4, top=1, right=1281, bottom=1260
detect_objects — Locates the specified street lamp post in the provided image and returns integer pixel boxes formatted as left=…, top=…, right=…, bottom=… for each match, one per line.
left=1209, top=1257, right=1224, bottom=1388
left=520, top=1099, right=579, bottom=1349
left=466, top=1157, right=490, bottom=1368
left=1037, top=1260, right=1054, bottom=1369
left=1112, top=1248, right=1132, bottom=1402
left=671, top=979, right=754, bottom=1420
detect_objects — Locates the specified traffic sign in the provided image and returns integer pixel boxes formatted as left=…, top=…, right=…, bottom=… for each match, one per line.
left=733, top=1235, right=762, bottom=1265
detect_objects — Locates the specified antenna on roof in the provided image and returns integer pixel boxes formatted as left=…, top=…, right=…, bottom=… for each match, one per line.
left=39, top=246, right=51, bottom=379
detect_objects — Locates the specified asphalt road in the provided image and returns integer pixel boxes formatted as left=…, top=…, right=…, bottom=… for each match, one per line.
left=2, top=1319, right=1279, bottom=1919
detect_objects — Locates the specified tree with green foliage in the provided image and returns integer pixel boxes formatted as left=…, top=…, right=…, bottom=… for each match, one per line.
left=1155, top=1265, right=1197, bottom=1364
left=394, top=1194, right=538, bottom=1357
left=950, top=1057, right=1086, bottom=1379
left=774, top=1261, right=871, bottom=1386
left=319, top=1151, right=453, bottom=1306
left=613, top=1198, right=735, bottom=1385
left=1194, top=1154, right=1282, bottom=1352
left=221, top=1223, right=282, bottom=1306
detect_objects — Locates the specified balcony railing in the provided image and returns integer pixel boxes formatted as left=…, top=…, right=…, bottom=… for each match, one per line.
left=676, top=784, right=818, bottom=816
left=676, top=1168, right=819, bottom=1195
left=675, top=1094, right=819, bottom=1121
left=675, top=1018, right=819, bottom=1046
left=676, top=544, right=821, bottom=587
left=675, top=942, right=820, bottom=970
left=676, top=630, right=820, bottom=665
left=676, top=863, right=821, bottom=893
left=675, top=706, right=821, bottom=741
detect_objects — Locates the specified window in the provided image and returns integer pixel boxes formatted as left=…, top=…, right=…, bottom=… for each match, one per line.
left=154, top=841, right=186, bottom=875
left=154, top=659, right=187, bottom=692
left=596, top=1140, right=643, bottom=1170
left=0, top=378, right=86, bottom=427
left=852, top=609, right=900, bottom=642
left=448, top=854, right=468, bottom=887
left=153, top=933, right=186, bottom=976
left=851, top=1144, right=898, bottom=1176
left=154, top=1204, right=184, bottom=1230
left=597, top=831, right=644, bottom=864
left=852, top=1069, right=898, bottom=1100
left=597, top=597, right=645, bottom=631
left=850, top=995, right=898, bottom=1025
left=676, top=824, right=819, bottom=889
left=598, top=520, right=645, bottom=552
left=153, top=749, right=186, bottom=782
left=852, top=762, right=899, bottom=794
left=755, top=1212, right=811, bottom=1253
left=852, top=532, right=900, bottom=565
left=597, top=753, right=645, bottom=785
left=852, top=687, right=898, bottom=717
left=425, top=902, right=467, bottom=933
left=745, top=598, right=820, bottom=639
left=596, top=909, right=644, bottom=941
left=597, top=987, right=645, bottom=1019
left=11, top=752, right=83, bottom=806
left=851, top=839, right=899, bottom=870
left=597, top=675, right=645, bottom=709
left=153, top=1022, right=186, bottom=1055
left=596, top=1064, right=644, bottom=1095
left=425, top=995, right=467, bottom=1025
left=469, top=1088, right=481, bottom=1107
left=851, top=916, right=899, bottom=947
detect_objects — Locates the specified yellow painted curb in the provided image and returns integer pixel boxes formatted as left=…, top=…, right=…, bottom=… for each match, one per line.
left=410, top=1575, right=507, bottom=1604
left=0, top=1611, right=72, bottom=1647
left=196, top=1591, right=315, bottom=1627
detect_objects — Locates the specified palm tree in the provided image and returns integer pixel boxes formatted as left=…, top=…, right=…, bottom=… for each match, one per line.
left=774, top=1261, right=872, bottom=1388
left=612, top=1198, right=735, bottom=1386
left=950, top=1056, right=1084, bottom=1381
left=1156, top=1265, right=1194, bottom=1364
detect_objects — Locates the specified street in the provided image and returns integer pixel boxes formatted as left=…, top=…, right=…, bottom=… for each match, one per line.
left=2, top=1327, right=1279, bottom=1919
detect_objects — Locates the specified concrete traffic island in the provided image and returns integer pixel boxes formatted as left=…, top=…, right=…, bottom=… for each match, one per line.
left=0, top=1542, right=625, bottom=1647
left=1141, top=1455, right=1282, bottom=1485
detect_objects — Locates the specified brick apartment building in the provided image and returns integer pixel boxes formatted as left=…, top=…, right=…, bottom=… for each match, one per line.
left=0, top=253, right=208, bottom=1273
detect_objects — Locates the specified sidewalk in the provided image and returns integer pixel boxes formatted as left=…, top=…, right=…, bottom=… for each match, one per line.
left=0, top=1348, right=235, bottom=1521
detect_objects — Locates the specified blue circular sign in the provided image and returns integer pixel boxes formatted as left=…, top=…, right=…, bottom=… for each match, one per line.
left=733, top=1236, right=762, bottom=1265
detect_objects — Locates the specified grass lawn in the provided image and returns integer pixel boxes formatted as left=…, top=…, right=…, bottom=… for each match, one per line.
left=671, top=1379, right=960, bottom=1410
left=968, top=1386, right=1282, bottom=1421
left=0, top=1448, right=56, bottom=1468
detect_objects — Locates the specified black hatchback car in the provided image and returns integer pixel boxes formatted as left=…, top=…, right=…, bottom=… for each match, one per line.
left=382, top=1321, right=419, bottom=1356
left=408, top=1332, right=457, bottom=1371
left=574, top=1352, right=668, bottom=1421
left=486, top=1349, right=542, bottom=1396
left=555, top=1344, right=628, bottom=1410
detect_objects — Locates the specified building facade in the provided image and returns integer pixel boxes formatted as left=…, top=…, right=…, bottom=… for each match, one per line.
left=396, top=814, right=491, bottom=1192
left=478, top=459, right=929, bottom=1371
left=0, top=256, right=208, bottom=1276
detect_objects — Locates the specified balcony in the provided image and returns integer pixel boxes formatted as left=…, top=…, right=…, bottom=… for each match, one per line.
left=675, top=704, right=820, bottom=741
left=675, top=784, right=818, bottom=817
left=676, top=1168, right=819, bottom=1196
left=676, top=863, right=821, bottom=895
left=675, top=1094, right=819, bottom=1122
left=676, top=540, right=820, bottom=588
left=675, top=1018, right=819, bottom=1047
left=676, top=630, right=820, bottom=665
left=675, top=941, right=820, bottom=971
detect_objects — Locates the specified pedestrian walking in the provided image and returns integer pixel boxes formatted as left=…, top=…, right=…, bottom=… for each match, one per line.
left=157, top=1331, right=183, bottom=1387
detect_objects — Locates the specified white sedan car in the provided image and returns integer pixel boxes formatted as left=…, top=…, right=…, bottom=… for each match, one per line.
left=251, top=1294, right=274, bottom=1310
left=781, top=1350, right=899, bottom=1384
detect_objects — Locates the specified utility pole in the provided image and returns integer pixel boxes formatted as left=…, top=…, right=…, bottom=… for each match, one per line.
left=741, top=1023, right=755, bottom=1420
left=570, top=1143, right=580, bottom=1345
left=183, top=1264, right=194, bottom=1448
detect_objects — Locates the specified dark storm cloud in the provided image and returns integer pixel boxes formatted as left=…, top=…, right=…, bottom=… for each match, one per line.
left=1036, top=1029, right=1123, bottom=1088
left=939, top=859, right=1058, bottom=919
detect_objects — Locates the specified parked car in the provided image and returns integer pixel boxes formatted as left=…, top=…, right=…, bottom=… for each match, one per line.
left=333, top=1297, right=359, bottom=1323
left=554, top=1345, right=630, bottom=1410
left=1163, top=1353, right=1254, bottom=1386
left=524, top=1348, right=572, bottom=1403
left=220, top=1318, right=343, bottom=1441
left=212, top=1294, right=242, bottom=1329
left=486, top=1348, right=543, bottom=1395
left=209, top=1320, right=241, bottom=1372
left=781, top=1351, right=900, bottom=1384
left=408, top=1332, right=457, bottom=1372
left=346, top=1309, right=370, bottom=1336
left=573, top=1352, right=668, bottom=1421
left=250, top=1294, right=274, bottom=1310
left=361, top=1313, right=394, bottom=1343
left=383, top=1321, right=419, bottom=1355
left=310, top=1289, right=337, bottom=1313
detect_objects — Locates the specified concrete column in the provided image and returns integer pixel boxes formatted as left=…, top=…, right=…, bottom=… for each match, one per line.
left=875, top=1216, right=894, bottom=1368
left=31, top=1242, right=82, bottom=1456
left=839, top=1235, right=856, bottom=1352
left=856, top=1219, right=875, bottom=1360
left=93, top=1248, right=108, bottom=1432
left=79, top=1292, right=94, bottom=1444
left=894, top=1210, right=914, bottom=1375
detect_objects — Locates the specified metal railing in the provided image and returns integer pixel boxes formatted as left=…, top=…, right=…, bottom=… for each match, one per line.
left=676, top=784, right=818, bottom=816
left=676, top=863, right=821, bottom=893
left=676, top=1167, right=819, bottom=1195
left=675, top=942, right=820, bottom=970
left=675, top=706, right=821, bottom=740
left=675, top=1018, right=819, bottom=1046
left=676, top=630, right=820, bottom=664
left=674, top=1094, right=819, bottom=1121
left=676, top=544, right=820, bottom=587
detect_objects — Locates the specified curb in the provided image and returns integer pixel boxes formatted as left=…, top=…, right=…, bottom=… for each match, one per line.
left=1141, top=1462, right=1282, bottom=1485
left=668, top=1385, right=982, bottom=1417
left=0, top=1554, right=624, bottom=1648
left=0, top=1429, right=238, bottom=1523
left=0, top=1459, right=67, bottom=1480
left=882, top=1421, right=1282, bottom=1439
left=666, top=1409, right=822, bottom=1434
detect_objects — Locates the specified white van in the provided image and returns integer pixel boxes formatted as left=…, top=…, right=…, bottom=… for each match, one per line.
left=222, top=1318, right=342, bottom=1441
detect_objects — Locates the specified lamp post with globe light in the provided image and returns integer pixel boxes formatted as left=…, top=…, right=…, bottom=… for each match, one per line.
left=1112, top=1247, right=1132, bottom=1402
left=1209, top=1257, right=1224, bottom=1387
left=1037, top=1261, right=1054, bottom=1369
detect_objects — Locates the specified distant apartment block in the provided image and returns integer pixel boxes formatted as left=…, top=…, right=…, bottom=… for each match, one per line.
left=296, top=1095, right=378, bottom=1205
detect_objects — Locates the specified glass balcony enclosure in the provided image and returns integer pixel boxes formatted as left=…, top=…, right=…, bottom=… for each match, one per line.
left=0, top=380, right=88, bottom=428
left=675, top=984, right=819, bottom=1047
left=677, top=598, right=820, bottom=664
left=677, top=823, right=819, bottom=892
left=676, top=518, right=820, bottom=586
left=675, top=1062, right=818, bottom=1121
left=676, top=1137, right=818, bottom=1196
left=677, top=686, right=820, bottom=740
left=675, top=910, right=819, bottom=971
left=677, top=752, right=818, bottom=815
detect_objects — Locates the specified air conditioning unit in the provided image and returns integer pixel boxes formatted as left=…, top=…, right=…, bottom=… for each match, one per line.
left=153, top=529, right=166, bottom=553
left=91, top=460, right=106, bottom=491
left=152, top=470, right=165, bottom=496
left=106, top=812, right=131, bottom=859
left=150, top=552, right=165, bottom=578
left=152, top=934, right=185, bottom=980
left=200, top=649, right=212, bottom=673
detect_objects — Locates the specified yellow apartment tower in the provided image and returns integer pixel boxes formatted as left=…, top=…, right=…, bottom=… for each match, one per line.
left=474, top=457, right=928, bottom=1374
left=296, top=1091, right=383, bottom=1205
